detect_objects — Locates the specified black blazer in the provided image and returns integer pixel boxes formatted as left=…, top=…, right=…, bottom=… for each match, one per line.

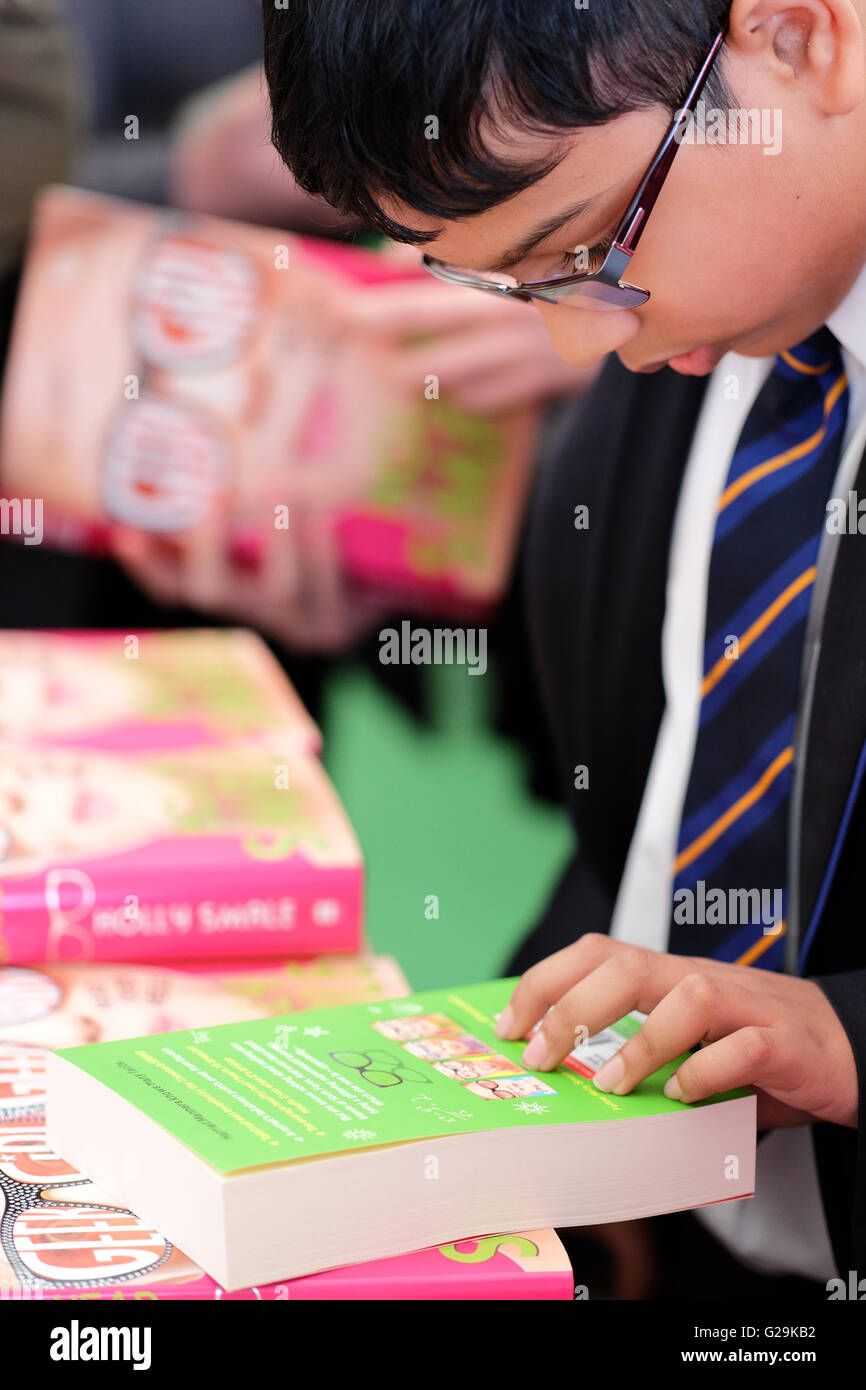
left=512, top=354, right=866, bottom=1279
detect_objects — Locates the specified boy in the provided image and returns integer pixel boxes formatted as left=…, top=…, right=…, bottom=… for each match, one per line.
left=262, top=0, right=866, bottom=1293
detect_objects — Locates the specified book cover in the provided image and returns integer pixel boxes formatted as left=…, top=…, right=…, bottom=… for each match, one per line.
left=51, top=979, right=751, bottom=1166
left=0, top=185, right=538, bottom=614
left=0, top=741, right=363, bottom=964
left=0, top=628, right=320, bottom=756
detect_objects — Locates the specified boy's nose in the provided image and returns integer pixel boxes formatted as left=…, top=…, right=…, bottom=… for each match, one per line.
left=534, top=301, right=643, bottom=368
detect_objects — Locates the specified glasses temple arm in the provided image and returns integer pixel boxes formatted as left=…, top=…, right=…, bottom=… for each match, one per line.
left=614, top=29, right=727, bottom=258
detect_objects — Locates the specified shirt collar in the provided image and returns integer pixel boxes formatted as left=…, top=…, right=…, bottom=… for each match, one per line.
left=827, top=258, right=866, bottom=376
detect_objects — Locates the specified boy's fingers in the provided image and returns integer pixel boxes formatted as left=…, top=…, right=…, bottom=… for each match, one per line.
left=498, top=933, right=622, bottom=1040
left=663, top=1025, right=788, bottom=1107
left=517, top=952, right=716, bottom=1073
left=589, top=973, right=774, bottom=1095
left=518, top=964, right=648, bottom=1073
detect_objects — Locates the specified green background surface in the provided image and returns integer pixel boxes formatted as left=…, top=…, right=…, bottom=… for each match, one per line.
left=322, top=658, right=572, bottom=991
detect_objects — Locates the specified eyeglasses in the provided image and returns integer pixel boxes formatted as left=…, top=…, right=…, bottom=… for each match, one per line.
left=422, top=29, right=726, bottom=312
left=328, top=1048, right=430, bottom=1088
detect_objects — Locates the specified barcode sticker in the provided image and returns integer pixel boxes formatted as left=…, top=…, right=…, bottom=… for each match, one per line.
left=566, top=1027, right=628, bottom=1077
left=527, top=1009, right=632, bottom=1079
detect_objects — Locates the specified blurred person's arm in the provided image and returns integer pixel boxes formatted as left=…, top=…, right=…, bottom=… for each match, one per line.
left=339, top=249, right=597, bottom=416
left=170, top=64, right=356, bottom=234
left=0, top=0, right=79, bottom=280
left=137, top=80, right=598, bottom=651
left=111, top=270, right=598, bottom=653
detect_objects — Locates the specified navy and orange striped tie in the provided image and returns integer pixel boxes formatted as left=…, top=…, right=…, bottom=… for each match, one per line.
left=669, top=327, right=849, bottom=970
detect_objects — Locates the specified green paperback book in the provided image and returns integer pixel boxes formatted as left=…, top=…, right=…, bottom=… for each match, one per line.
left=46, top=979, right=756, bottom=1289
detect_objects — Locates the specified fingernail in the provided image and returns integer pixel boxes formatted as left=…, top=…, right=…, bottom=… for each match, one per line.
left=494, top=1005, right=514, bottom=1040
left=594, top=1055, right=625, bottom=1094
left=664, top=1074, right=689, bottom=1103
left=521, top=1030, right=550, bottom=1071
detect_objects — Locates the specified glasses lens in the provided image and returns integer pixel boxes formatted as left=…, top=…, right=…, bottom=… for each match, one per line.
left=529, top=278, right=650, bottom=312
left=329, top=1051, right=371, bottom=1068
left=424, top=256, right=649, bottom=312
left=423, top=258, right=519, bottom=294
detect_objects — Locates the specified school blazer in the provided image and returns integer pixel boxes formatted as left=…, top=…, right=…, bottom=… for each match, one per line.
left=512, top=353, right=866, bottom=1278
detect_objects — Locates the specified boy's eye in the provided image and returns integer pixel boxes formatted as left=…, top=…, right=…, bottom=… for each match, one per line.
left=581, top=234, right=615, bottom=272
left=562, top=234, right=615, bottom=274
left=526, top=234, right=615, bottom=283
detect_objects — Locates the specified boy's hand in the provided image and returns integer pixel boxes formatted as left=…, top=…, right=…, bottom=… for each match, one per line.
left=495, top=935, right=859, bottom=1129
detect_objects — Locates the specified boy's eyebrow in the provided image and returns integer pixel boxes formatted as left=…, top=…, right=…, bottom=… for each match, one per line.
left=482, top=194, right=599, bottom=274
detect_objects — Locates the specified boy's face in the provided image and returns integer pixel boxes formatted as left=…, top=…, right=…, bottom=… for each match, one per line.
left=389, top=2, right=866, bottom=374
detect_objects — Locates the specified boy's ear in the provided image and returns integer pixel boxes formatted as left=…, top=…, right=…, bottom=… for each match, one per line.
left=727, top=0, right=865, bottom=114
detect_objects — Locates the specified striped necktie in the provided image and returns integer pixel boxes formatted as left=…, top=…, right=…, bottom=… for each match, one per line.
left=669, top=328, right=849, bottom=970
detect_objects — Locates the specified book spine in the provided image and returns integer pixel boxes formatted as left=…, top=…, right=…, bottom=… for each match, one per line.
left=281, top=1266, right=574, bottom=1301
left=35, top=1254, right=573, bottom=1302
left=0, top=859, right=363, bottom=964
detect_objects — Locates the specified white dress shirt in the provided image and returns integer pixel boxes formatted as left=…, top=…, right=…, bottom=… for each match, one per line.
left=609, top=263, right=866, bottom=1280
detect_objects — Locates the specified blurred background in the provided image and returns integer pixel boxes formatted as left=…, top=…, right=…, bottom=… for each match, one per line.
left=0, top=0, right=587, bottom=988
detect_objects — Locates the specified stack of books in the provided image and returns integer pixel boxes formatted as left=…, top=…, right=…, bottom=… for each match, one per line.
left=0, top=628, right=361, bottom=964
left=0, top=629, right=585, bottom=1299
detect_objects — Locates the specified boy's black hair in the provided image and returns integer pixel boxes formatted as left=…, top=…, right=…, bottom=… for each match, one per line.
left=262, top=0, right=732, bottom=244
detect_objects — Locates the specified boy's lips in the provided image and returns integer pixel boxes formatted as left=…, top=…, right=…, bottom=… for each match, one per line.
left=665, top=345, right=726, bottom=376
left=632, top=345, right=727, bottom=376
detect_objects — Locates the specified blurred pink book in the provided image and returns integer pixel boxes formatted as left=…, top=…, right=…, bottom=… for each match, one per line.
left=0, top=959, right=572, bottom=1299
left=0, top=628, right=320, bottom=756
left=0, top=186, right=538, bottom=614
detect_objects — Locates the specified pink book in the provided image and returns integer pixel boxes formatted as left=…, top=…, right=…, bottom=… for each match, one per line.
left=0, top=957, right=409, bottom=1097
left=0, top=740, right=362, bottom=964
left=0, top=628, right=320, bottom=756
left=0, top=960, right=572, bottom=1299
left=0, top=186, right=538, bottom=614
